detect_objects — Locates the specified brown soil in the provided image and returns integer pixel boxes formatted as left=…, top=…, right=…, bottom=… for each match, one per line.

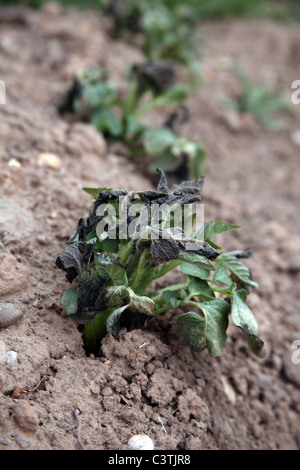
left=0, top=4, right=299, bottom=450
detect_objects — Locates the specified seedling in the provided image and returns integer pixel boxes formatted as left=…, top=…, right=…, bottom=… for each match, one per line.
left=222, top=63, right=292, bottom=131
left=56, top=170, right=265, bottom=359
left=59, top=63, right=205, bottom=179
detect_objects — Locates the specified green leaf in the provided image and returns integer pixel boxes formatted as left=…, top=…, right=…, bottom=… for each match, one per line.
left=177, top=298, right=230, bottom=356
left=179, top=252, right=215, bottom=271
left=95, top=253, right=125, bottom=281
left=216, top=253, right=258, bottom=289
left=200, top=299, right=230, bottom=356
left=204, top=221, right=240, bottom=243
left=187, top=142, right=206, bottom=179
left=144, top=127, right=177, bottom=155
left=177, top=312, right=206, bottom=352
left=82, top=187, right=112, bottom=199
left=231, top=286, right=265, bottom=358
left=91, top=107, right=123, bottom=136
left=188, top=278, right=215, bottom=300
left=180, top=261, right=210, bottom=280
left=101, top=237, right=119, bottom=254
left=212, top=263, right=233, bottom=286
left=61, top=287, right=78, bottom=316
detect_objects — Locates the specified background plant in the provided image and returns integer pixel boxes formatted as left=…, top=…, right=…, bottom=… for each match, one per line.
left=56, top=170, right=265, bottom=359
left=222, top=63, right=292, bottom=131
left=59, top=64, right=206, bottom=179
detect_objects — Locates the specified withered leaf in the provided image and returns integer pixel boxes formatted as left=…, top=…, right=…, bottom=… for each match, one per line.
left=55, top=242, right=94, bottom=282
left=106, top=288, right=154, bottom=341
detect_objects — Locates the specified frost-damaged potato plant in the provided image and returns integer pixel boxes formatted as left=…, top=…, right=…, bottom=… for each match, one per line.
left=59, top=63, right=205, bottom=179
left=56, top=170, right=265, bottom=358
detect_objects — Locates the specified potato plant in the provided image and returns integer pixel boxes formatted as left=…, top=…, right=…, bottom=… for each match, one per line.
left=59, top=63, right=206, bottom=179
left=222, top=63, right=292, bottom=131
left=56, top=170, right=265, bottom=358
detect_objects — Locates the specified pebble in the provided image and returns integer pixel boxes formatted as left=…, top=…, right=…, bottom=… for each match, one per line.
left=0, top=303, right=23, bottom=328
left=37, top=152, right=62, bottom=170
left=0, top=253, right=29, bottom=297
left=13, top=400, right=39, bottom=433
left=128, top=434, right=154, bottom=450
left=8, top=158, right=21, bottom=168
left=282, top=349, right=300, bottom=387
left=5, top=350, right=18, bottom=364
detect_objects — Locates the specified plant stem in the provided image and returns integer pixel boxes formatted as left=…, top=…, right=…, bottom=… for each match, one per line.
left=154, top=305, right=173, bottom=316
left=151, top=281, right=189, bottom=303
left=129, top=248, right=150, bottom=295
left=83, top=308, right=112, bottom=356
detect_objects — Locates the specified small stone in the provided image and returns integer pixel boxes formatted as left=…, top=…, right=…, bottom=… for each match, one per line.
left=8, top=158, right=21, bottom=168
left=0, top=253, right=29, bottom=297
left=36, top=234, right=48, bottom=245
left=128, top=434, right=154, bottom=450
left=0, top=303, right=23, bottom=328
left=37, top=152, right=62, bottom=170
left=13, top=401, right=39, bottom=433
left=5, top=350, right=17, bottom=364
left=282, top=349, right=300, bottom=387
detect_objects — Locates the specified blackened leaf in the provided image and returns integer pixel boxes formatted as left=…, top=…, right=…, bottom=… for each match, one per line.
left=58, top=78, right=83, bottom=115
left=178, top=240, right=219, bottom=261
left=169, top=178, right=204, bottom=197
left=156, top=168, right=171, bottom=193
left=150, top=237, right=179, bottom=267
left=75, top=273, right=106, bottom=323
left=131, top=61, right=175, bottom=95
left=231, top=286, right=266, bottom=358
left=106, top=288, right=154, bottom=340
left=141, top=169, right=204, bottom=205
left=148, top=226, right=218, bottom=267
left=55, top=242, right=94, bottom=282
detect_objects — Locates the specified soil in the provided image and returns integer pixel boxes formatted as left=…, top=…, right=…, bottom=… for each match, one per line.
left=0, top=4, right=299, bottom=450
